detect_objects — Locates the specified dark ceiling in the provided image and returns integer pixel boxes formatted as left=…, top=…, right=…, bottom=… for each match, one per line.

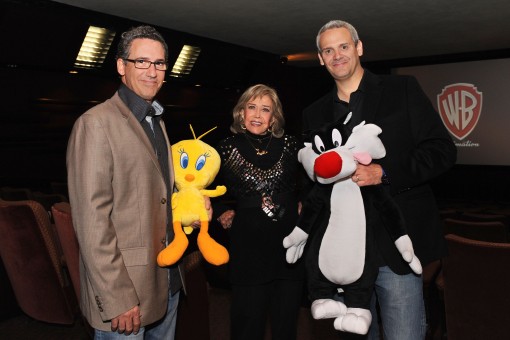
left=2, top=0, right=510, bottom=90
left=1, top=0, right=289, bottom=90
left=51, top=0, right=510, bottom=65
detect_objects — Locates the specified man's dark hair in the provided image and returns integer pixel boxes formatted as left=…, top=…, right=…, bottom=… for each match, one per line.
left=116, top=25, right=168, bottom=61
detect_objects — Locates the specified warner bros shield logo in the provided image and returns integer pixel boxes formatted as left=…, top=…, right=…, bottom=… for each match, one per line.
left=437, top=83, right=482, bottom=140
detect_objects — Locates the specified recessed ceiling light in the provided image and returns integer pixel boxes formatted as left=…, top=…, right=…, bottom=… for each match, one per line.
left=170, top=45, right=201, bottom=78
left=74, top=26, right=116, bottom=69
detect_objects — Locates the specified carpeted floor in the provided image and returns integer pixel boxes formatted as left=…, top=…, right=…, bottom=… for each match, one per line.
left=208, top=286, right=347, bottom=340
left=0, top=314, right=91, bottom=340
left=0, top=288, right=353, bottom=340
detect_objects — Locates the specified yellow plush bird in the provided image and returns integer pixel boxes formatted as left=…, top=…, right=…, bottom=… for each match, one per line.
left=157, top=125, right=229, bottom=266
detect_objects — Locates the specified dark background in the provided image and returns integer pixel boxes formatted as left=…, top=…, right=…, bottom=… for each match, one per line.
left=1, top=0, right=509, bottom=203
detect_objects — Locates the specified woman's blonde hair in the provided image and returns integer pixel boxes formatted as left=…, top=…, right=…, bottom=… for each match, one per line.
left=230, top=84, right=285, bottom=137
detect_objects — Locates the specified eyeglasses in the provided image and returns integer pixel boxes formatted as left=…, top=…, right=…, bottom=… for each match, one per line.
left=124, top=58, right=168, bottom=71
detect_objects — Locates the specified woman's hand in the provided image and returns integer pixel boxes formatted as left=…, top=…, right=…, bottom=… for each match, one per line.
left=218, top=210, right=235, bottom=229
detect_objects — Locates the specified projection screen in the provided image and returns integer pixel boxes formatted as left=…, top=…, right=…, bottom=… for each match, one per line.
left=393, top=58, right=510, bottom=165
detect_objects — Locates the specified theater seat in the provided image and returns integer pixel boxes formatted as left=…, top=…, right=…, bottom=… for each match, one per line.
left=442, top=234, right=510, bottom=340
left=0, top=199, right=76, bottom=324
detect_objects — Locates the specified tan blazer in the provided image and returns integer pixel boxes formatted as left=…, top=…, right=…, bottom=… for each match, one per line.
left=67, top=92, right=175, bottom=331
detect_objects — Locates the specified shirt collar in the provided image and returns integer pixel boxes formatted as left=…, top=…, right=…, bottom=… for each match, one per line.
left=333, top=68, right=372, bottom=102
left=118, top=83, right=164, bottom=122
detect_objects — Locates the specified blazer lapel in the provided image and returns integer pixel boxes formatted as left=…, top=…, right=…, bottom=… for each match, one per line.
left=114, top=94, right=165, bottom=179
left=160, top=119, right=174, bottom=190
left=358, top=71, right=383, bottom=123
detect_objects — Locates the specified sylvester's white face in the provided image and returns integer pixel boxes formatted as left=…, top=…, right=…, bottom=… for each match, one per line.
left=299, top=122, right=385, bottom=185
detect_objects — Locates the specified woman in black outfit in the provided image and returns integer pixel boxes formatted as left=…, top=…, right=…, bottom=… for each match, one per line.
left=216, top=84, right=304, bottom=340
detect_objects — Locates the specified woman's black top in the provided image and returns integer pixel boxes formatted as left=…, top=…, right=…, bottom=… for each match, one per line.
left=217, top=132, right=304, bottom=285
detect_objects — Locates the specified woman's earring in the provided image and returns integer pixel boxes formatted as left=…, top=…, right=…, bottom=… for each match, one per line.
left=241, top=123, right=247, bottom=130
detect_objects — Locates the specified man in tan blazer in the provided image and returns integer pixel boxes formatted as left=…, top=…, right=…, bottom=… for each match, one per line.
left=67, top=26, right=182, bottom=339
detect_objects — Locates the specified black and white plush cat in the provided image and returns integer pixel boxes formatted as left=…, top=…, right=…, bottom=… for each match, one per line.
left=283, top=119, right=422, bottom=335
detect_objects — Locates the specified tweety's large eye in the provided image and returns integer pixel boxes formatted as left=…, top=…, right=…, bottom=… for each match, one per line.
left=331, top=129, right=342, bottom=147
left=180, top=152, right=189, bottom=169
left=196, top=155, right=206, bottom=171
left=313, top=135, right=325, bottom=153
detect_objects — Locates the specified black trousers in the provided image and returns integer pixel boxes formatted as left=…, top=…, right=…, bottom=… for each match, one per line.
left=230, top=279, right=304, bottom=340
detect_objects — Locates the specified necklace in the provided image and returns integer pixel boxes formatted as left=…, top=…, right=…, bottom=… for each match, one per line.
left=245, top=133, right=271, bottom=144
left=245, top=133, right=272, bottom=156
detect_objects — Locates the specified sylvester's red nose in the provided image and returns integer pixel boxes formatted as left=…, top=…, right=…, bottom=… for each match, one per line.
left=314, top=152, right=343, bottom=179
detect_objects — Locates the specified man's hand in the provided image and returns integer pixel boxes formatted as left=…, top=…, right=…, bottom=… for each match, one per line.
left=111, top=305, right=141, bottom=335
left=204, top=196, right=212, bottom=221
left=352, top=163, right=383, bottom=186
left=190, top=196, right=213, bottom=228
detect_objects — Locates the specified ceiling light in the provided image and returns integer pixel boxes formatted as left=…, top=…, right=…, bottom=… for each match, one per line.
left=170, top=45, right=201, bottom=78
left=74, top=26, right=116, bottom=69
left=285, top=51, right=318, bottom=62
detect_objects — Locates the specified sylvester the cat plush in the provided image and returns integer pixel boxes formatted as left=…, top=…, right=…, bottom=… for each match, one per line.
left=283, top=118, right=422, bottom=334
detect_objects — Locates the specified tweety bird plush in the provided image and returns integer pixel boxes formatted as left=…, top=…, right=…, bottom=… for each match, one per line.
left=157, top=125, right=229, bottom=266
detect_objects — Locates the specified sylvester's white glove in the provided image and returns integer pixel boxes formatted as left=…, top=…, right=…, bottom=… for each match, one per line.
left=283, top=226, right=309, bottom=263
left=395, top=235, right=422, bottom=274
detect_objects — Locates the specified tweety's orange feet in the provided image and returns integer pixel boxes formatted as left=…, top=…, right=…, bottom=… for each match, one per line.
left=198, top=231, right=229, bottom=266
left=157, top=222, right=189, bottom=266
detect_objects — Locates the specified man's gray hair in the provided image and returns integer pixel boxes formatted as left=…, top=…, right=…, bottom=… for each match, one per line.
left=316, top=20, right=360, bottom=52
